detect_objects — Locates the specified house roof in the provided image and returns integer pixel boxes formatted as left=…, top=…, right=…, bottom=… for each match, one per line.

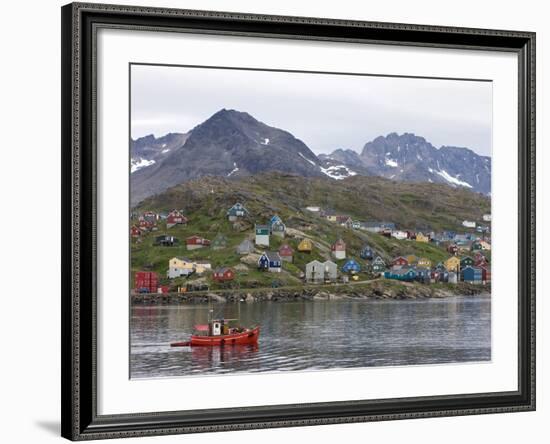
left=389, top=267, right=416, bottom=276
left=278, top=244, right=293, bottom=254
left=214, top=267, right=233, bottom=274
left=261, top=251, right=281, bottom=262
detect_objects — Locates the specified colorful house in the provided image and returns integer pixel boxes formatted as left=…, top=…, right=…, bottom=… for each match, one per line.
left=331, top=238, right=346, bottom=260
left=416, top=232, right=430, bottom=243
left=384, top=267, right=417, bottom=282
left=270, top=216, right=286, bottom=238
left=255, top=224, right=270, bottom=247
left=460, top=256, right=475, bottom=268
left=480, top=265, right=491, bottom=283
left=278, top=244, right=294, bottom=262
left=371, top=256, right=386, bottom=273
left=258, top=252, right=282, bottom=272
left=360, top=244, right=374, bottom=260
left=236, top=238, right=255, bottom=255
left=447, top=243, right=459, bottom=255
left=166, top=209, right=187, bottom=228
left=138, top=218, right=157, bottom=232
left=405, top=255, right=418, bottom=266
left=341, top=259, right=361, bottom=273
left=213, top=267, right=235, bottom=282
left=391, top=230, right=408, bottom=240
left=142, top=211, right=158, bottom=223
left=226, top=203, right=249, bottom=221
left=167, top=257, right=195, bottom=278
left=415, top=267, right=431, bottom=282
left=154, top=235, right=178, bottom=247
left=392, top=256, right=409, bottom=269
left=470, top=240, right=483, bottom=251
left=444, top=256, right=461, bottom=273
left=211, top=233, right=228, bottom=250
left=479, top=240, right=491, bottom=251
left=474, top=256, right=489, bottom=268
left=130, top=225, right=141, bottom=238
left=461, top=266, right=482, bottom=284
left=297, top=238, right=313, bottom=253
left=435, top=262, right=446, bottom=272
left=417, top=257, right=432, bottom=268
left=186, top=235, right=210, bottom=250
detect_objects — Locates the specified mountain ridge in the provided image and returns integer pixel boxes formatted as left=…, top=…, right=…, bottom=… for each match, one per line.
left=130, top=109, right=491, bottom=205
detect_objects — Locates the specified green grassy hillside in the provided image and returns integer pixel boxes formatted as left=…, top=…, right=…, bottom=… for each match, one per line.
left=131, top=173, right=490, bottom=290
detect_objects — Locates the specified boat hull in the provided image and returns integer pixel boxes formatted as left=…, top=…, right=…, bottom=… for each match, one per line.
left=190, top=326, right=260, bottom=346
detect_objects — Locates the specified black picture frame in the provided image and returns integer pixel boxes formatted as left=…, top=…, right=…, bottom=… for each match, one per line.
left=61, top=2, right=536, bottom=440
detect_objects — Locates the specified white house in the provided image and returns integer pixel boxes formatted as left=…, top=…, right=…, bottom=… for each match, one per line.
left=462, top=220, right=476, bottom=228
left=482, top=214, right=492, bottom=222
left=391, top=230, right=408, bottom=240
left=255, top=224, right=270, bottom=246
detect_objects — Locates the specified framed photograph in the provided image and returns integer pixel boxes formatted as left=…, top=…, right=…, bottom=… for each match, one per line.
left=61, top=2, right=536, bottom=440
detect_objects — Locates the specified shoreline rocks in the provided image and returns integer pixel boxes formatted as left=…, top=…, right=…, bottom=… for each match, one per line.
left=131, top=281, right=490, bottom=305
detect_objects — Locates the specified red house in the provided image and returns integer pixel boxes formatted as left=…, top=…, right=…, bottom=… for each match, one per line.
left=278, top=244, right=294, bottom=262
left=391, top=256, right=409, bottom=268
left=213, top=267, right=235, bottom=282
left=130, top=225, right=141, bottom=238
left=186, top=235, right=211, bottom=250
left=166, top=210, right=188, bottom=228
left=138, top=218, right=157, bottom=231
left=480, top=266, right=491, bottom=283
left=134, top=271, right=158, bottom=293
left=447, top=243, right=459, bottom=255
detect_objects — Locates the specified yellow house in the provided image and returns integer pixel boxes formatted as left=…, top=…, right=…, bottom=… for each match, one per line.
left=168, top=257, right=195, bottom=278
left=444, top=256, right=461, bottom=273
left=416, top=232, right=430, bottom=243
left=170, top=257, right=194, bottom=270
left=406, top=254, right=418, bottom=265
left=298, top=238, right=313, bottom=252
left=417, top=257, right=432, bottom=268
left=325, top=215, right=337, bottom=223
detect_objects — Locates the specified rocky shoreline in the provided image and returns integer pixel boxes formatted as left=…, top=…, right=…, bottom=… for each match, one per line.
left=131, top=281, right=490, bottom=305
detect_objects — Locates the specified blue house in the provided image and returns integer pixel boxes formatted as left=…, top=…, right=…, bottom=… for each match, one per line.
left=258, top=252, right=282, bottom=273
left=384, top=267, right=417, bottom=282
left=341, top=259, right=361, bottom=273
left=226, top=202, right=249, bottom=221
left=461, top=266, right=482, bottom=284
left=415, top=267, right=431, bottom=282
left=360, top=244, right=374, bottom=260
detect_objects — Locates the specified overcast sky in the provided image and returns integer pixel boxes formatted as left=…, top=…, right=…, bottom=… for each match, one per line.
left=131, top=64, right=492, bottom=157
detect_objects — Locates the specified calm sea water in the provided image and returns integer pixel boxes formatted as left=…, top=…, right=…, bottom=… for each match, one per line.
left=130, top=295, right=491, bottom=379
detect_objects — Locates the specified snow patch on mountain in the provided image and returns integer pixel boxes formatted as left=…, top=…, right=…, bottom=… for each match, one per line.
left=320, top=165, right=357, bottom=180
left=385, top=158, right=398, bottom=167
left=435, top=169, right=472, bottom=188
left=298, top=152, right=317, bottom=166
left=131, top=158, right=156, bottom=173
left=227, top=162, right=239, bottom=177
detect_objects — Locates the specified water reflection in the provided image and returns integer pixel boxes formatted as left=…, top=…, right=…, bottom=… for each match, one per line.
left=130, top=295, right=491, bottom=379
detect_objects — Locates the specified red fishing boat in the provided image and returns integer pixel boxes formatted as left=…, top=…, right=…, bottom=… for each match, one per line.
left=171, top=318, right=260, bottom=347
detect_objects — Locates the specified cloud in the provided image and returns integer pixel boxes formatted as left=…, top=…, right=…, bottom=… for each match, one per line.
left=131, top=64, right=492, bottom=156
